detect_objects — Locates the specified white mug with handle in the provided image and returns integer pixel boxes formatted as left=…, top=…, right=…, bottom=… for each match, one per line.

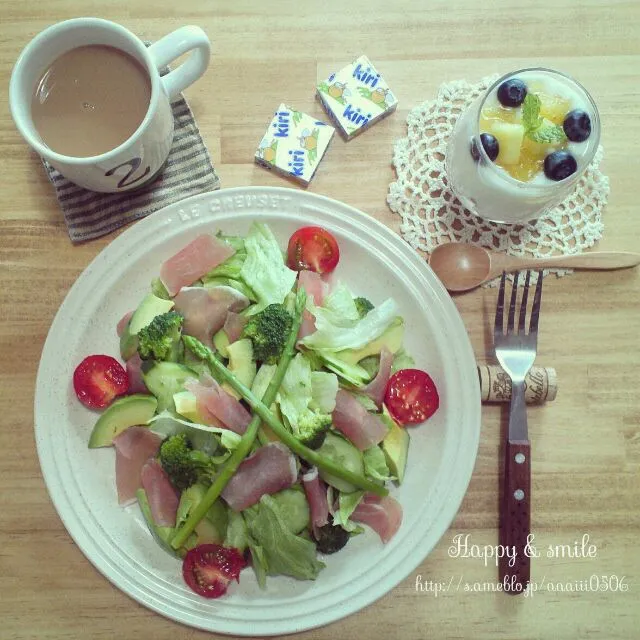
left=9, top=17, right=210, bottom=193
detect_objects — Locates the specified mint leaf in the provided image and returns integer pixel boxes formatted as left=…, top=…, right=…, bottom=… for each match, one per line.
left=527, top=124, right=567, bottom=144
left=522, top=94, right=542, bottom=132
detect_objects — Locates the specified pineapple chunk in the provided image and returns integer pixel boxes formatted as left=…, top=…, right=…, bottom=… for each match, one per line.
left=537, top=92, right=571, bottom=126
left=480, top=106, right=520, bottom=128
left=488, top=121, right=525, bottom=165
left=501, top=120, right=566, bottom=182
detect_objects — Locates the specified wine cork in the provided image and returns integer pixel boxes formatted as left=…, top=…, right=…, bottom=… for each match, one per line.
left=478, top=365, right=557, bottom=404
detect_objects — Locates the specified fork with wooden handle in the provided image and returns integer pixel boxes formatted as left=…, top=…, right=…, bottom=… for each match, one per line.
left=493, top=270, right=543, bottom=593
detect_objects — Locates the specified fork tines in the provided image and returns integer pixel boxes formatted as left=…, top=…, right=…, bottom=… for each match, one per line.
left=494, top=270, right=543, bottom=338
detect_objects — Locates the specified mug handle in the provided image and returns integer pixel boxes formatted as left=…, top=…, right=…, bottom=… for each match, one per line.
left=147, top=26, right=210, bottom=99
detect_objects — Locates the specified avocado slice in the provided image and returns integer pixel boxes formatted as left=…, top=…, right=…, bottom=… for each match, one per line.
left=337, top=318, right=404, bottom=366
left=119, top=293, right=175, bottom=361
left=136, top=488, right=177, bottom=555
left=88, top=394, right=157, bottom=448
left=173, top=390, right=201, bottom=422
left=381, top=408, right=410, bottom=484
left=212, top=328, right=231, bottom=357
left=142, top=361, right=197, bottom=413
left=222, top=338, right=256, bottom=400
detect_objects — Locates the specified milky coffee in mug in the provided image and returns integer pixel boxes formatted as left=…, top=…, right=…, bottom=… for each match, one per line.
left=31, top=45, right=152, bottom=158
left=10, top=18, right=211, bottom=193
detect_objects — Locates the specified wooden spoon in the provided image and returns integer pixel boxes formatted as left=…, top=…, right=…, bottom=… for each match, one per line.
left=428, top=243, right=640, bottom=292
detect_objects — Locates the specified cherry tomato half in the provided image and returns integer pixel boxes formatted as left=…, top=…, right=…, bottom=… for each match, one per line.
left=384, top=369, right=439, bottom=425
left=287, top=226, right=340, bottom=274
left=73, top=355, right=129, bottom=409
left=182, top=544, right=246, bottom=599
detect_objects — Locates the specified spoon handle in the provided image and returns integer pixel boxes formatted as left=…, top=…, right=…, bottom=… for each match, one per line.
left=534, top=251, right=640, bottom=270
left=493, top=251, right=640, bottom=275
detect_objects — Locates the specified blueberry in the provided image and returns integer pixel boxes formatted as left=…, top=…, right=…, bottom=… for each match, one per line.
left=470, top=133, right=500, bottom=162
left=497, top=78, right=527, bottom=107
left=544, top=150, right=578, bottom=181
left=563, top=109, right=592, bottom=142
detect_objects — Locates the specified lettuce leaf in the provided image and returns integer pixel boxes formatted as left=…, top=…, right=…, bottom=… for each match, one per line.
left=391, top=348, right=415, bottom=373
left=300, top=298, right=399, bottom=352
left=247, top=536, right=268, bottom=589
left=250, top=363, right=277, bottom=400
left=147, top=411, right=242, bottom=451
left=244, top=495, right=325, bottom=581
left=309, top=282, right=360, bottom=328
left=239, top=223, right=297, bottom=312
left=278, top=353, right=313, bottom=428
left=310, top=371, right=339, bottom=413
left=305, top=348, right=372, bottom=387
left=332, top=490, right=364, bottom=533
left=224, top=510, right=248, bottom=552
left=277, top=353, right=336, bottom=431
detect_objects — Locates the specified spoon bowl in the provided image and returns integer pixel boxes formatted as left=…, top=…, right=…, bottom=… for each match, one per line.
left=428, top=243, right=640, bottom=292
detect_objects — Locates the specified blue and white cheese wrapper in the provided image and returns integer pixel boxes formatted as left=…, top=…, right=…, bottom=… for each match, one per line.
left=254, top=104, right=335, bottom=185
left=316, top=55, right=398, bottom=140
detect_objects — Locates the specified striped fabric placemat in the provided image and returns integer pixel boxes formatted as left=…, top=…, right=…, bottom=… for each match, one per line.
left=43, top=93, right=220, bottom=243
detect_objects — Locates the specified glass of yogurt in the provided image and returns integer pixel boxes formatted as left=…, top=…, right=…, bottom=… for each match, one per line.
left=446, top=68, right=600, bottom=224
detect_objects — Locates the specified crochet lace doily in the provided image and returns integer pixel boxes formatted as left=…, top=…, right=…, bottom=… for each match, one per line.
left=387, top=75, right=610, bottom=283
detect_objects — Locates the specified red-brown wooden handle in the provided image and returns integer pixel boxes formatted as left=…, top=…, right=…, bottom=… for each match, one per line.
left=500, top=439, right=531, bottom=594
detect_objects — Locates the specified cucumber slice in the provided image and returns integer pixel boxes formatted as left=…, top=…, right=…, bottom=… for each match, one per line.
left=316, top=432, right=364, bottom=493
left=142, top=362, right=197, bottom=413
left=269, top=487, right=310, bottom=534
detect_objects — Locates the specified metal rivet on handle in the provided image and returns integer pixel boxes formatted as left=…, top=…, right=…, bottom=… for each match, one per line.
left=514, top=489, right=525, bottom=501
left=515, top=453, right=525, bottom=464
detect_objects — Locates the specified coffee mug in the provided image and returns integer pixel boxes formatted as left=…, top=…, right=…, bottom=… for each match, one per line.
left=9, top=18, right=210, bottom=193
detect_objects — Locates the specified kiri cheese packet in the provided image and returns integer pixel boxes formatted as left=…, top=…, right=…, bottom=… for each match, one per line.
left=317, top=55, right=398, bottom=140
left=255, top=104, right=335, bottom=185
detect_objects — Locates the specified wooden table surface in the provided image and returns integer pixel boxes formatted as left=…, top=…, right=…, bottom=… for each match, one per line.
left=1, top=2, right=639, bottom=639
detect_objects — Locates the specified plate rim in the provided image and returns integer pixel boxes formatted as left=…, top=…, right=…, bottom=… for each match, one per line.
left=34, top=186, right=481, bottom=635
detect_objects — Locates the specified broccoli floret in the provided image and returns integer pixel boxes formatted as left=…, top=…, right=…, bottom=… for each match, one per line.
left=294, top=413, right=332, bottom=449
left=158, top=433, right=217, bottom=490
left=242, top=303, right=293, bottom=364
left=137, top=311, right=184, bottom=361
left=354, top=297, right=374, bottom=319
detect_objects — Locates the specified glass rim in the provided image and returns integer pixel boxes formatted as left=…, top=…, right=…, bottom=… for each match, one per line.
left=473, top=67, right=601, bottom=191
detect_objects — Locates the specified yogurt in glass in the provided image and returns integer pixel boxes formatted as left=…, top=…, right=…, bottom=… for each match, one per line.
left=446, top=68, right=600, bottom=224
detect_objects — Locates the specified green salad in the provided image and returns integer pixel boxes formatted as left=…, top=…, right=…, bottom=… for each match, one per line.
left=73, top=222, right=439, bottom=598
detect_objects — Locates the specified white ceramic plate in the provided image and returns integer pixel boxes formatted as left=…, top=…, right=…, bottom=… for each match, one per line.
left=35, top=186, right=480, bottom=636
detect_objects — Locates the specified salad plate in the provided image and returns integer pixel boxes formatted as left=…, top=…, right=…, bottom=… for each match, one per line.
left=34, top=186, right=480, bottom=635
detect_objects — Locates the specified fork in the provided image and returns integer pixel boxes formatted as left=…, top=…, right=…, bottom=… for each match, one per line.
left=493, top=270, right=543, bottom=594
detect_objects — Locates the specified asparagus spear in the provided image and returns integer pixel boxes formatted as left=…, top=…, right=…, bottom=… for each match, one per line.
left=182, top=340, right=389, bottom=497
left=171, top=289, right=306, bottom=549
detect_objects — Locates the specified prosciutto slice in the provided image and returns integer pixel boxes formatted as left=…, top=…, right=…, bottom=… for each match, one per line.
left=140, top=458, right=180, bottom=527
left=298, top=270, right=328, bottom=306
left=117, top=310, right=134, bottom=337
left=184, top=374, right=252, bottom=434
left=302, top=467, right=329, bottom=529
left=351, top=494, right=403, bottom=543
left=298, top=308, right=317, bottom=340
left=160, top=234, right=235, bottom=296
left=125, top=352, right=148, bottom=394
left=174, top=286, right=249, bottom=346
left=359, top=346, right=393, bottom=408
left=113, top=427, right=163, bottom=506
left=332, top=389, right=389, bottom=451
left=221, top=443, right=297, bottom=511
left=223, top=311, right=248, bottom=344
